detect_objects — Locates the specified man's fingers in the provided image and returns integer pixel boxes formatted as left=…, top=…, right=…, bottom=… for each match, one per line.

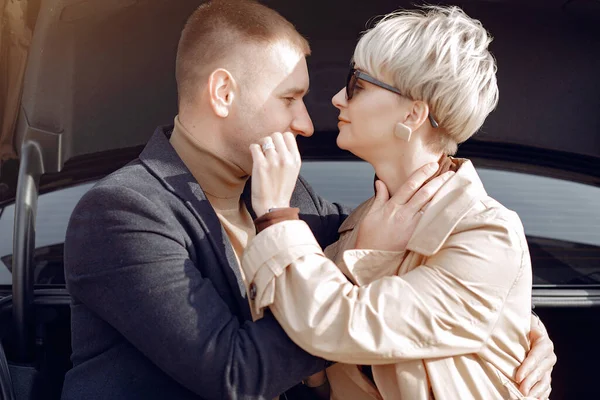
left=518, top=365, right=542, bottom=396
left=404, top=171, right=454, bottom=213
left=516, top=324, right=555, bottom=383
left=530, top=314, right=549, bottom=337
left=516, top=334, right=546, bottom=383
left=517, top=340, right=555, bottom=395
left=527, top=372, right=552, bottom=399
left=388, top=162, right=439, bottom=205
left=541, top=385, right=552, bottom=400
left=516, top=325, right=542, bottom=383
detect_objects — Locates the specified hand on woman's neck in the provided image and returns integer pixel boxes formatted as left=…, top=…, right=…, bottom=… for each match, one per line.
left=370, top=141, right=443, bottom=196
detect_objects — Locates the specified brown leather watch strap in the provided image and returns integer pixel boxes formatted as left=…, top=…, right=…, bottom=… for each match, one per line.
left=254, top=208, right=300, bottom=233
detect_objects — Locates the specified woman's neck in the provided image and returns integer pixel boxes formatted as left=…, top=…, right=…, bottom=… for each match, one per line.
left=371, top=149, right=442, bottom=195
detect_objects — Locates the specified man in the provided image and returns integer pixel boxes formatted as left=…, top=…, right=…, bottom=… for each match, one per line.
left=61, top=1, right=555, bottom=399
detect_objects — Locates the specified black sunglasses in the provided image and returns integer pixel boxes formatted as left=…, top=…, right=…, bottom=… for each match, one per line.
left=346, top=66, right=439, bottom=128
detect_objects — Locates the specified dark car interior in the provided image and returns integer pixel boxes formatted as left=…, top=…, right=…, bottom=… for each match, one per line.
left=0, top=0, right=599, bottom=398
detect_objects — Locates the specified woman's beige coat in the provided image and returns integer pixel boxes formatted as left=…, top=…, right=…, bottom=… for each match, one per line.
left=241, top=159, right=534, bottom=399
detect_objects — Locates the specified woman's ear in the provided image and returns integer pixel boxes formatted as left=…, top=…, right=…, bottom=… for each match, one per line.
left=208, top=68, right=236, bottom=118
left=403, top=100, right=430, bottom=134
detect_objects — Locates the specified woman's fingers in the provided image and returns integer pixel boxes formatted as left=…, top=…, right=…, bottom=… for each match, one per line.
left=283, top=131, right=300, bottom=160
left=271, top=132, right=288, bottom=155
left=388, top=162, right=439, bottom=206
left=250, top=133, right=302, bottom=218
left=260, top=132, right=300, bottom=162
left=370, top=180, right=390, bottom=211
left=260, top=136, right=277, bottom=161
left=404, top=171, right=454, bottom=214
left=249, top=143, right=266, bottom=166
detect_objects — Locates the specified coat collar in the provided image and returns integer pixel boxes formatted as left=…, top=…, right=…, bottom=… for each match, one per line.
left=139, top=126, right=253, bottom=322
left=406, top=159, right=487, bottom=256
left=337, top=159, right=487, bottom=257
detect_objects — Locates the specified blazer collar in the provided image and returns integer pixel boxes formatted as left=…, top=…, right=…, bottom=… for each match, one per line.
left=336, top=159, right=487, bottom=257
left=139, top=126, right=253, bottom=322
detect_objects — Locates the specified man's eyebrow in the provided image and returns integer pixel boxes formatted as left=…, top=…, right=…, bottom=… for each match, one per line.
left=281, top=87, right=310, bottom=96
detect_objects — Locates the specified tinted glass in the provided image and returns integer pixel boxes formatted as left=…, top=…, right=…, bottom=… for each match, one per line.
left=0, top=182, right=96, bottom=285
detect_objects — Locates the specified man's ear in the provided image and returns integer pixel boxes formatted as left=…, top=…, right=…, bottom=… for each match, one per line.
left=208, top=68, right=236, bottom=118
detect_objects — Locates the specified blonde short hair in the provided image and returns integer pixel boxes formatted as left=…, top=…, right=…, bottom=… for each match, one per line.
left=353, top=6, right=499, bottom=154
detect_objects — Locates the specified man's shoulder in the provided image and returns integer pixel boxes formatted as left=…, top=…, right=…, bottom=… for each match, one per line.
left=294, top=174, right=316, bottom=195
left=88, top=157, right=172, bottom=202
left=95, top=158, right=154, bottom=191
left=293, top=174, right=341, bottom=210
left=73, top=158, right=174, bottom=219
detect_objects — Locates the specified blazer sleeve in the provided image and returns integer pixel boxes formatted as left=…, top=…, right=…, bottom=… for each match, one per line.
left=241, top=218, right=530, bottom=365
left=64, top=184, right=326, bottom=400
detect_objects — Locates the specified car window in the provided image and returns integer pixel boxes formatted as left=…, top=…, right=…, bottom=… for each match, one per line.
left=300, top=160, right=600, bottom=286
left=0, top=182, right=97, bottom=285
left=1, top=161, right=598, bottom=287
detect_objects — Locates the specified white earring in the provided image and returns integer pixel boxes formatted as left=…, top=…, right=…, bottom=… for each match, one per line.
left=394, top=123, right=412, bottom=141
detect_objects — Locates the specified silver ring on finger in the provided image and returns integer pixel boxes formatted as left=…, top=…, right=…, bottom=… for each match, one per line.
left=262, top=142, right=276, bottom=152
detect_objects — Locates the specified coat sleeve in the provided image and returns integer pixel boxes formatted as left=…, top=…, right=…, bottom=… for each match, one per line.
left=64, top=184, right=326, bottom=400
left=241, top=218, right=530, bottom=365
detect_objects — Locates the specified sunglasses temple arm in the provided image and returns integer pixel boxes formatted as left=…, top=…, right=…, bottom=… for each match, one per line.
left=428, top=114, right=439, bottom=128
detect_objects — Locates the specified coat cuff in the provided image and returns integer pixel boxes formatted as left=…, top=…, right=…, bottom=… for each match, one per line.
left=242, top=220, right=324, bottom=313
left=342, top=249, right=405, bottom=286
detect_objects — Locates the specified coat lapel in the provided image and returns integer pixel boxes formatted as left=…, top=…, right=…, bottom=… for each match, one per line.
left=139, top=126, right=253, bottom=322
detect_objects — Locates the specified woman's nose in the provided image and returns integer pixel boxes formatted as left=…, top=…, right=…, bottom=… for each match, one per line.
left=331, top=87, right=347, bottom=110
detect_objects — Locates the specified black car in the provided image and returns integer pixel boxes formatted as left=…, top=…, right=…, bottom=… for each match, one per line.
left=0, top=0, right=599, bottom=399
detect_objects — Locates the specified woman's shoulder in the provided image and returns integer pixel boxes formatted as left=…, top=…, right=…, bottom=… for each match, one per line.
left=460, top=193, right=524, bottom=231
left=456, top=194, right=529, bottom=262
left=451, top=158, right=526, bottom=236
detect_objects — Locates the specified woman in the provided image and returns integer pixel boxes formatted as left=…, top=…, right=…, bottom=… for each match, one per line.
left=245, top=6, right=541, bottom=400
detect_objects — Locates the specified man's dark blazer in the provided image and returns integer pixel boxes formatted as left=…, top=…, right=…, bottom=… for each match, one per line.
left=60, top=126, right=350, bottom=400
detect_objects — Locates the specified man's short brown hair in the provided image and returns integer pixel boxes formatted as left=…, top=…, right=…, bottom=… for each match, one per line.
left=176, top=0, right=311, bottom=105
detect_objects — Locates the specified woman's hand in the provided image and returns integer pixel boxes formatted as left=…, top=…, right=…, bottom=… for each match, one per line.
left=355, top=163, right=454, bottom=252
left=249, top=132, right=301, bottom=218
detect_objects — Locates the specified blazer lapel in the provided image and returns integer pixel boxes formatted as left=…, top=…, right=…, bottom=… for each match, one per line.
left=241, top=180, right=257, bottom=220
left=139, top=126, right=253, bottom=322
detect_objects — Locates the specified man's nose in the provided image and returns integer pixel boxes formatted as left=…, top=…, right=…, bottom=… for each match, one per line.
left=292, top=102, right=314, bottom=137
left=331, top=88, right=346, bottom=109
